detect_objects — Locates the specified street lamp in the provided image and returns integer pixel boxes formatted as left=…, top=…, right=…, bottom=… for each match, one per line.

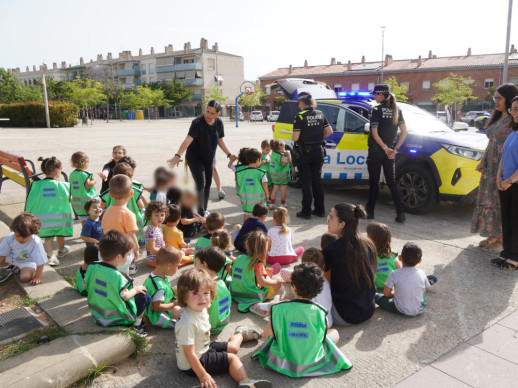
left=381, top=26, right=386, bottom=82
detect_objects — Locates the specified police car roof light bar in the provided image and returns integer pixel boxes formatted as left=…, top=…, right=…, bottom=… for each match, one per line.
left=337, top=91, right=373, bottom=99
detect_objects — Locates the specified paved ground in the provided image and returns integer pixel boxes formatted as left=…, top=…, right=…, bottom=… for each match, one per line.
left=1, top=118, right=517, bottom=387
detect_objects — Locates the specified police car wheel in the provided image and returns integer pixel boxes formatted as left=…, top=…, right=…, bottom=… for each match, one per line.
left=397, top=165, right=438, bottom=214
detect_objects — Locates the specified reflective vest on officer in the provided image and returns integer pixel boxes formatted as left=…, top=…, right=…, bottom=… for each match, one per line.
left=375, top=252, right=398, bottom=291
left=25, top=178, right=74, bottom=238
left=269, top=151, right=291, bottom=185
left=208, top=277, right=231, bottom=334
left=75, top=266, right=87, bottom=296
left=193, top=234, right=212, bottom=266
left=101, top=183, right=145, bottom=240
left=252, top=300, right=353, bottom=377
left=85, top=262, right=137, bottom=326
left=235, top=168, right=267, bottom=213
left=70, top=169, right=98, bottom=217
left=143, top=274, right=176, bottom=329
left=231, top=254, right=268, bottom=312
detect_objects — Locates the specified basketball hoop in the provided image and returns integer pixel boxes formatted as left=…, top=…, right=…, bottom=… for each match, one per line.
left=240, top=81, right=255, bottom=95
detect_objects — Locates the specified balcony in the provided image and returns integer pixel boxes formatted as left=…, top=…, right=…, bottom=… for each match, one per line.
left=177, top=78, right=203, bottom=86
left=156, top=62, right=202, bottom=73
left=191, top=93, right=202, bottom=100
left=117, top=69, right=134, bottom=76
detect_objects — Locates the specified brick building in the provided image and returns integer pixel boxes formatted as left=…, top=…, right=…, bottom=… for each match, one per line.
left=259, top=47, right=518, bottom=113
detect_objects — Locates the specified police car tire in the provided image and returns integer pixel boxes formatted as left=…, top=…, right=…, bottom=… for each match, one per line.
left=397, top=164, right=438, bottom=215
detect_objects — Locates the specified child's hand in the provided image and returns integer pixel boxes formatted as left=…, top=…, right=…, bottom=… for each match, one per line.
left=30, top=276, right=42, bottom=286
left=199, top=373, right=216, bottom=388
left=98, top=171, right=108, bottom=181
left=135, top=285, right=147, bottom=294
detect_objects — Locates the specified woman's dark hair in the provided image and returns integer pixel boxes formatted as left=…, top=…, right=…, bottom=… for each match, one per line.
left=333, top=203, right=377, bottom=289
left=510, top=96, right=518, bottom=131
left=206, top=99, right=221, bottom=113
left=380, top=91, right=399, bottom=125
left=486, top=83, right=518, bottom=128
left=38, top=156, right=62, bottom=176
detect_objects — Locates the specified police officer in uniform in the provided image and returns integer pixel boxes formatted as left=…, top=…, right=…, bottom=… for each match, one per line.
left=292, top=92, right=333, bottom=219
left=366, top=84, right=408, bottom=223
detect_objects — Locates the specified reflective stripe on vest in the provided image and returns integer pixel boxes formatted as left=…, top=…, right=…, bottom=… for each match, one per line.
left=235, top=168, right=266, bottom=212
left=70, top=170, right=97, bottom=216
left=88, top=304, right=136, bottom=325
left=269, top=152, right=290, bottom=184
left=155, top=311, right=176, bottom=329
left=209, top=278, right=231, bottom=334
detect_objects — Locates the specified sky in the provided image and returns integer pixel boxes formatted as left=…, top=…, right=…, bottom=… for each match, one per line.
left=1, top=0, right=517, bottom=81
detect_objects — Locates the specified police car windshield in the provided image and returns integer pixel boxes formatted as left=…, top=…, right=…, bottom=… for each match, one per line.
left=400, top=103, right=454, bottom=133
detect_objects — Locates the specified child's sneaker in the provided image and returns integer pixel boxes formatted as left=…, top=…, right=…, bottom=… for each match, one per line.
left=47, top=254, right=60, bottom=266
left=268, top=202, right=275, bottom=210
left=238, top=379, right=272, bottom=388
left=270, top=262, right=281, bottom=276
left=56, top=246, right=70, bottom=259
left=133, top=322, right=148, bottom=337
left=427, top=275, right=438, bottom=285
left=0, top=265, right=14, bottom=283
left=129, top=264, right=138, bottom=276
left=235, top=325, right=261, bottom=342
left=218, top=189, right=226, bottom=199
left=280, top=268, right=292, bottom=283
left=249, top=303, right=269, bottom=319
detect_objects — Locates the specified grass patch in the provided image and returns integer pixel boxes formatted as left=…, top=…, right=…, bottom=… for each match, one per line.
left=0, top=326, right=68, bottom=361
left=118, top=328, right=148, bottom=356
left=16, top=295, right=41, bottom=307
left=74, top=361, right=114, bottom=386
left=62, top=274, right=75, bottom=288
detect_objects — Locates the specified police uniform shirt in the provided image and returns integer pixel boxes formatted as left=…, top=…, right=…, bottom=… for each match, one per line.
left=293, top=107, right=330, bottom=145
left=369, top=102, right=405, bottom=149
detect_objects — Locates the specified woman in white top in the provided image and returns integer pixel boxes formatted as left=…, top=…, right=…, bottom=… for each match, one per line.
left=266, top=207, right=304, bottom=265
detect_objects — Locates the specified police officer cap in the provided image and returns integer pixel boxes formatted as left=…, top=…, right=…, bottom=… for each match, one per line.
left=372, top=84, right=390, bottom=94
left=298, top=92, right=312, bottom=101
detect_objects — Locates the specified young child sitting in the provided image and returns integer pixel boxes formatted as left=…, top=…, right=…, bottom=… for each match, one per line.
left=268, top=139, right=291, bottom=209
left=0, top=212, right=48, bottom=285
left=252, top=262, right=352, bottom=378
left=193, top=212, right=225, bottom=263
left=69, top=151, right=98, bottom=224
left=267, top=207, right=304, bottom=265
left=144, top=201, right=168, bottom=268
left=175, top=268, right=270, bottom=388
left=80, top=198, right=104, bottom=246
left=178, top=189, right=205, bottom=238
left=143, top=246, right=183, bottom=329
left=231, top=231, right=282, bottom=313
left=233, top=203, right=268, bottom=253
left=320, top=232, right=338, bottom=249
left=85, top=230, right=151, bottom=337
left=366, top=222, right=402, bottom=292
left=145, top=166, right=176, bottom=204
left=235, top=148, right=268, bottom=221
left=162, top=204, right=194, bottom=265
left=75, top=243, right=99, bottom=296
left=210, top=229, right=234, bottom=283
left=195, top=246, right=231, bottom=334
left=375, top=242, right=437, bottom=316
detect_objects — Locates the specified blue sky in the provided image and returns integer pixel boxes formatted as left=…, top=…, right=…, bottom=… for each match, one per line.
left=1, top=0, right=517, bottom=81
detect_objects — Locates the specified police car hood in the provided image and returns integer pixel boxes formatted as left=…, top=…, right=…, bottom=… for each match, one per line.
left=411, top=130, right=488, bottom=151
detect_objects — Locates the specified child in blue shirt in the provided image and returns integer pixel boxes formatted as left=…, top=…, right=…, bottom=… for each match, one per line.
left=81, top=198, right=104, bottom=245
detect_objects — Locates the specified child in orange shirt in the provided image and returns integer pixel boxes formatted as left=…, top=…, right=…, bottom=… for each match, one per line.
left=162, top=204, right=194, bottom=265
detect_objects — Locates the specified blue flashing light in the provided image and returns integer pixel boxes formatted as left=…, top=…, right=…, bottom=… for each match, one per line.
left=409, top=149, right=418, bottom=154
left=337, top=91, right=373, bottom=99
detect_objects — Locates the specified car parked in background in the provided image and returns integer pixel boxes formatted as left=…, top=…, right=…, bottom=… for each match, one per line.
left=462, top=111, right=487, bottom=126
left=267, top=111, right=280, bottom=122
left=238, top=111, right=244, bottom=121
left=436, top=111, right=447, bottom=123
left=249, top=111, right=264, bottom=122
left=474, top=112, right=491, bottom=131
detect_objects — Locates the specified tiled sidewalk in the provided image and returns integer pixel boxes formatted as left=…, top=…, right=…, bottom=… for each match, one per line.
left=396, top=310, right=518, bottom=388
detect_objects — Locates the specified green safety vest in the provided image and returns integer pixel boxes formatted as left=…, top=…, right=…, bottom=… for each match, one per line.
left=231, top=254, right=268, bottom=312
left=235, top=168, right=267, bottom=213
left=252, top=300, right=353, bottom=377
left=70, top=170, right=98, bottom=216
left=375, top=252, right=398, bottom=291
left=85, top=262, right=137, bottom=326
left=25, top=178, right=74, bottom=238
left=75, top=266, right=87, bottom=296
left=269, top=152, right=291, bottom=185
left=261, top=154, right=272, bottom=185
left=143, top=274, right=176, bottom=329
left=208, top=277, right=231, bottom=334
left=101, top=182, right=145, bottom=240
left=193, top=234, right=212, bottom=266
left=217, top=255, right=233, bottom=284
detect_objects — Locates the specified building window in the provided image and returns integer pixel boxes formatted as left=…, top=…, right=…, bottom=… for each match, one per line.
left=484, top=78, right=494, bottom=89
left=422, top=80, right=431, bottom=90
left=334, top=84, right=342, bottom=92
left=149, top=64, right=154, bottom=74
left=150, top=77, right=154, bottom=83
left=400, top=82, right=410, bottom=92
left=351, top=83, right=360, bottom=91
left=368, top=82, right=375, bottom=91
left=207, top=58, right=215, bottom=70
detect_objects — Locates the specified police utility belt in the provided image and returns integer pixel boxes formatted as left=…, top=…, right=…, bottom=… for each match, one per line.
left=293, top=140, right=326, bottom=160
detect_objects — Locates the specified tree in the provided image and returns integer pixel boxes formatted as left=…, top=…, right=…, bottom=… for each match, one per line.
left=46, top=77, right=73, bottom=101
left=484, top=85, right=496, bottom=104
left=203, top=84, right=228, bottom=105
left=19, top=85, right=43, bottom=102
left=120, top=92, right=141, bottom=118
left=69, top=78, right=106, bottom=121
left=384, top=76, right=408, bottom=102
left=0, top=68, right=24, bottom=103
left=432, top=73, right=477, bottom=121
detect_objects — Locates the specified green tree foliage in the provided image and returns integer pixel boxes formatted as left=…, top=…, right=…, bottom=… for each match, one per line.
left=120, top=92, right=141, bottom=114
left=484, top=85, right=496, bottom=103
left=149, top=78, right=192, bottom=106
left=203, top=84, right=228, bottom=105
left=0, top=68, right=25, bottom=103
left=432, top=73, right=477, bottom=120
left=46, top=77, right=73, bottom=101
left=384, top=76, right=408, bottom=102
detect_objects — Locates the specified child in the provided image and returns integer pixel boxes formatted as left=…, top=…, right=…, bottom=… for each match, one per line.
left=260, top=140, right=272, bottom=198
left=25, top=156, right=73, bottom=266
left=85, top=230, right=151, bottom=336
left=211, top=229, right=234, bottom=283
left=80, top=198, right=104, bottom=245
left=119, top=156, right=148, bottom=206
left=0, top=212, right=48, bottom=285
left=163, top=205, right=194, bottom=265
left=193, top=212, right=225, bottom=262
left=145, top=167, right=176, bottom=204
left=143, top=246, right=183, bottom=329
left=69, top=151, right=98, bottom=223
left=267, top=207, right=304, bottom=265
left=144, top=201, right=168, bottom=268
left=252, top=262, right=352, bottom=377
left=175, top=268, right=270, bottom=388
left=366, top=222, right=402, bottom=291
left=75, top=243, right=99, bottom=296
left=101, top=175, right=140, bottom=275
left=228, top=147, right=250, bottom=173
left=375, top=242, right=436, bottom=316
left=98, top=145, right=126, bottom=194
left=231, top=231, right=282, bottom=313
left=233, top=203, right=268, bottom=253
left=235, top=148, right=268, bottom=221
left=320, top=232, right=338, bottom=249
left=195, top=246, right=231, bottom=334
left=268, top=140, right=291, bottom=209
left=178, top=189, right=205, bottom=238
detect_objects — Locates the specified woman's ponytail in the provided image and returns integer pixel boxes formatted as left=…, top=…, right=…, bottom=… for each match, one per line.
left=385, top=93, right=399, bottom=125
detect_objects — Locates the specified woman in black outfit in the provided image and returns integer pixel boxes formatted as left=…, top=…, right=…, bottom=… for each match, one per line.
left=168, top=100, right=236, bottom=216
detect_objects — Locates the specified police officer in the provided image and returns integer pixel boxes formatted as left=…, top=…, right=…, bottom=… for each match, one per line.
left=292, top=92, right=333, bottom=219
left=366, top=84, right=408, bottom=223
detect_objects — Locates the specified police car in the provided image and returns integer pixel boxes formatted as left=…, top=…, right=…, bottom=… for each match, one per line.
left=271, top=79, right=488, bottom=214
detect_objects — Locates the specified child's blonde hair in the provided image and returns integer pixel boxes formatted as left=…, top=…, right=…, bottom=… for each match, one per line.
left=272, top=207, right=289, bottom=234
left=270, top=139, right=285, bottom=153
left=211, top=229, right=231, bottom=251
left=246, top=231, right=268, bottom=271
left=70, top=152, right=89, bottom=170
left=301, top=248, right=325, bottom=269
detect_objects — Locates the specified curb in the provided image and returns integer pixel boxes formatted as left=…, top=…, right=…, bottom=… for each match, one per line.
left=0, top=333, right=136, bottom=388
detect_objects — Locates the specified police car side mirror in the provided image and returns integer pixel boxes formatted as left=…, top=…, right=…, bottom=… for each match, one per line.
left=364, top=123, right=370, bottom=134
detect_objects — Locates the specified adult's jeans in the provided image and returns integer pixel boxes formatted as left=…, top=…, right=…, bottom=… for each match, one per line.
left=297, top=147, right=325, bottom=216
left=187, top=157, right=213, bottom=214
left=499, top=184, right=518, bottom=260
